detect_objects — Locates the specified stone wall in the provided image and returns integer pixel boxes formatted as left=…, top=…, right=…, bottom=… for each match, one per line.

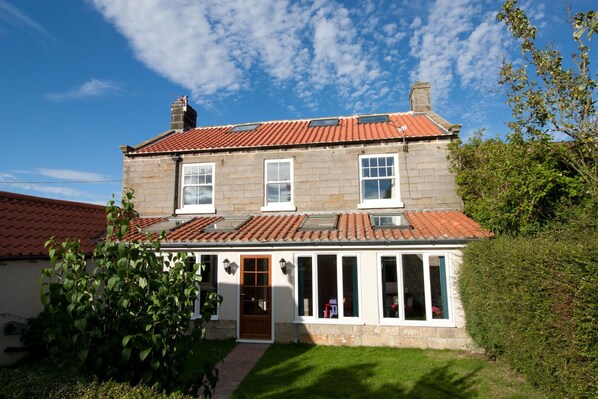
left=202, top=320, right=478, bottom=351
left=123, top=138, right=461, bottom=217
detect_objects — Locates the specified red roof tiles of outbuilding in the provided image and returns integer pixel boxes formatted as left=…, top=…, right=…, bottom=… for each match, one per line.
left=0, top=191, right=107, bottom=258
left=131, top=112, right=449, bottom=155
left=125, top=210, right=490, bottom=245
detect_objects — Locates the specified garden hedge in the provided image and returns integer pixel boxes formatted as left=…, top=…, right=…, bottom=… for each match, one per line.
left=459, top=224, right=597, bottom=398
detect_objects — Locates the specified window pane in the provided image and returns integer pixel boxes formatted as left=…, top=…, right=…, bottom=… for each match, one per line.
left=266, top=162, right=278, bottom=181
left=342, top=257, right=358, bottom=317
left=381, top=256, right=399, bottom=318
left=402, top=254, right=426, bottom=320
left=196, top=186, right=213, bottom=204
left=317, top=255, right=338, bottom=319
left=198, top=255, right=218, bottom=316
left=379, top=179, right=393, bottom=199
left=183, top=186, right=199, bottom=205
left=279, top=162, right=290, bottom=181
left=363, top=180, right=380, bottom=200
left=429, top=256, right=449, bottom=319
left=298, top=257, right=313, bottom=317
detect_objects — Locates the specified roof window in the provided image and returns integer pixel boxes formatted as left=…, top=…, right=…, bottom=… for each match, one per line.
left=230, top=123, right=260, bottom=132
left=204, top=216, right=250, bottom=232
left=299, top=214, right=338, bottom=231
left=358, top=115, right=390, bottom=124
left=370, top=214, right=411, bottom=229
left=142, top=218, right=191, bottom=234
left=308, top=118, right=340, bottom=127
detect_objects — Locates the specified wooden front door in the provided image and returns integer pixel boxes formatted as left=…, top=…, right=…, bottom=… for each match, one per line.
left=239, top=256, right=272, bottom=340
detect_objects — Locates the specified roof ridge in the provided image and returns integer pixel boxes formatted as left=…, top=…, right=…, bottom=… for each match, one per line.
left=0, top=190, right=105, bottom=210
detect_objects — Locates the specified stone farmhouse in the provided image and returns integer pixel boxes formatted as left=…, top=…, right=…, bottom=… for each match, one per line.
left=120, top=82, right=490, bottom=349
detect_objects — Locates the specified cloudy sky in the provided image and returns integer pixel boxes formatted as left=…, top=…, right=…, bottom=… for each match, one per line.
left=0, top=0, right=594, bottom=204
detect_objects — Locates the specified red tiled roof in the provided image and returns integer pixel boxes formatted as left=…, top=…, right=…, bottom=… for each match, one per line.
left=131, top=113, right=449, bottom=155
left=0, top=191, right=106, bottom=258
left=125, top=210, right=490, bottom=245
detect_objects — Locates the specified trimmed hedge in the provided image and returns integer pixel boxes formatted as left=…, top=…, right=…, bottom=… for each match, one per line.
left=459, top=224, right=597, bottom=398
left=0, top=366, right=194, bottom=399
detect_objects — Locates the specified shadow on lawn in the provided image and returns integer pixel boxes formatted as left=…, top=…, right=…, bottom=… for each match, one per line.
left=234, top=358, right=481, bottom=398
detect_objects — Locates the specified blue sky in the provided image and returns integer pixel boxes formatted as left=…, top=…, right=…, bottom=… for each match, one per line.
left=0, top=0, right=595, bottom=204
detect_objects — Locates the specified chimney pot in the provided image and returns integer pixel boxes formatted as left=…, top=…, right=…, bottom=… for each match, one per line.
left=409, top=81, right=431, bottom=113
left=170, top=95, right=197, bottom=131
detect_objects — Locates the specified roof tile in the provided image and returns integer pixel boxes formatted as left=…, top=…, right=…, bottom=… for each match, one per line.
left=132, top=113, right=448, bottom=155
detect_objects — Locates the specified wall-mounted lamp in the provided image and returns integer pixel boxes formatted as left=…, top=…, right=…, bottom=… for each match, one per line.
left=279, top=258, right=288, bottom=274
left=223, top=258, right=232, bottom=274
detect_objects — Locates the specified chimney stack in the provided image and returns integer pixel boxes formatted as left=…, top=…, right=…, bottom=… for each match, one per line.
left=170, top=96, right=197, bottom=131
left=409, top=81, right=431, bottom=113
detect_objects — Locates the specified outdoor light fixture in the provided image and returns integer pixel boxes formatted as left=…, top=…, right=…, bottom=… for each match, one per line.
left=223, top=258, right=232, bottom=274
left=279, top=258, right=288, bottom=274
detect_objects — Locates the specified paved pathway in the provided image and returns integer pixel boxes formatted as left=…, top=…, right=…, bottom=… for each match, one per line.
left=212, top=343, right=270, bottom=399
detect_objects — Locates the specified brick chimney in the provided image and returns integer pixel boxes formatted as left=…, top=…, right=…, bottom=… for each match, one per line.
left=409, top=81, right=431, bottom=113
left=170, top=96, right=197, bottom=131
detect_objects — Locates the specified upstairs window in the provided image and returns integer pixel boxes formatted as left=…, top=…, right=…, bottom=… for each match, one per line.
left=358, top=115, right=389, bottom=124
left=261, top=159, right=295, bottom=211
left=230, top=123, right=260, bottom=132
left=308, top=118, right=340, bottom=127
left=358, top=154, right=403, bottom=209
left=178, top=163, right=215, bottom=214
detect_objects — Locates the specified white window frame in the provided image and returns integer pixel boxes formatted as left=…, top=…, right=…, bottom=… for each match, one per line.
left=294, top=253, right=363, bottom=324
left=177, top=163, right=216, bottom=214
left=358, top=153, right=404, bottom=209
left=189, top=253, right=220, bottom=321
left=158, top=253, right=219, bottom=321
left=261, top=158, right=296, bottom=212
left=377, top=252, right=454, bottom=327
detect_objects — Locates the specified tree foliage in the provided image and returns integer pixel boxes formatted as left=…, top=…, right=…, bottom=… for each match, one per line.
left=497, top=0, right=597, bottom=202
left=26, top=191, right=221, bottom=393
left=448, top=131, right=582, bottom=234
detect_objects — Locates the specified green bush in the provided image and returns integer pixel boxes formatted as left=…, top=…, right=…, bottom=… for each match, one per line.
left=23, top=191, right=221, bottom=392
left=0, top=365, right=194, bottom=399
left=459, top=222, right=598, bottom=398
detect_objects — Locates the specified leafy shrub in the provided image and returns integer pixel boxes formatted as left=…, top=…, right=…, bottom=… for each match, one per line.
left=23, top=191, right=221, bottom=392
left=0, top=365, right=194, bottom=399
left=459, top=221, right=598, bottom=398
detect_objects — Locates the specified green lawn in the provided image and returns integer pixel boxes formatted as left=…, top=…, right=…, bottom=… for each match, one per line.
left=231, top=344, right=541, bottom=399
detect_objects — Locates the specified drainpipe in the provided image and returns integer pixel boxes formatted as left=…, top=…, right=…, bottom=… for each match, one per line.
left=172, top=154, right=181, bottom=216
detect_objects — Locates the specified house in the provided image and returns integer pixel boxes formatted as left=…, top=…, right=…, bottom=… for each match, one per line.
left=0, top=191, right=106, bottom=365
left=120, top=82, right=490, bottom=349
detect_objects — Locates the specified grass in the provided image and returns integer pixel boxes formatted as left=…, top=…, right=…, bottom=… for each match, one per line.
left=182, top=338, right=237, bottom=382
left=231, top=344, right=541, bottom=399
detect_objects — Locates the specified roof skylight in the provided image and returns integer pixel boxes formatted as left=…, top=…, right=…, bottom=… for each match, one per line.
left=358, top=115, right=390, bottom=124
left=204, top=216, right=250, bottom=232
left=299, top=214, right=338, bottom=231
left=142, top=218, right=190, bottom=234
left=308, top=118, right=340, bottom=127
left=230, top=123, right=260, bottom=132
left=370, top=214, right=411, bottom=229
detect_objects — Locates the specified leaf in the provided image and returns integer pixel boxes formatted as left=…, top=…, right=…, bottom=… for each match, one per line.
left=139, top=277, right=148, bottom=289
left=121, top=347, right=132, bottom=363
left=107, top=275, right=119, bottom=290
left=139, top=347, right=152, bottom=362
left=78, top=348, right=89, bottom=362
left=74, top=318, right=87, bottom=331
left=122, top=335, right=133, bottom=347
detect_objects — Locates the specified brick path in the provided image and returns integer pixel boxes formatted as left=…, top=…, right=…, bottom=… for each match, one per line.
left=212, top=343, right=270, bottom=399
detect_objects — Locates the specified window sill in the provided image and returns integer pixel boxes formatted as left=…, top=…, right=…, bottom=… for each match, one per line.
left=191, top=315, right=219, bottom=321
left=261, top=203, right=296, bottom=212
left=176, top=206, right=216, bottom=215
left=357, top=201, right=404, bottom=209
left=379, top=319, right=455, bottom=328
left=293, top=318, right=364, bottom=325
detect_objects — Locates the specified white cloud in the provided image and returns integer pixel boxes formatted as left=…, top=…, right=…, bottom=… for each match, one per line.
left=0, top=0, right=56, bottom=45
left=90, top=0, right=383, bottom=110
left=45, top=78, right=122, bottom=101
left=36, top=168, right=109, bottom=181
left=409, top=0, right=511, bottom=107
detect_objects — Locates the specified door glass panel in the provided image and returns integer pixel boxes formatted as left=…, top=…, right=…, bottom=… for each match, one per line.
left=298, top=257, right=313, bottom=317
left=257, top=258, right=268, bottom=271
left=402, top=254, right=426, bottom=320
left=429, top=255, right=449, bottom=319
left=381, top=256, right=399, bottom=318
left=317, top=255, right=338, bottom=319
left=342, top=256, right=359, bottom=317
